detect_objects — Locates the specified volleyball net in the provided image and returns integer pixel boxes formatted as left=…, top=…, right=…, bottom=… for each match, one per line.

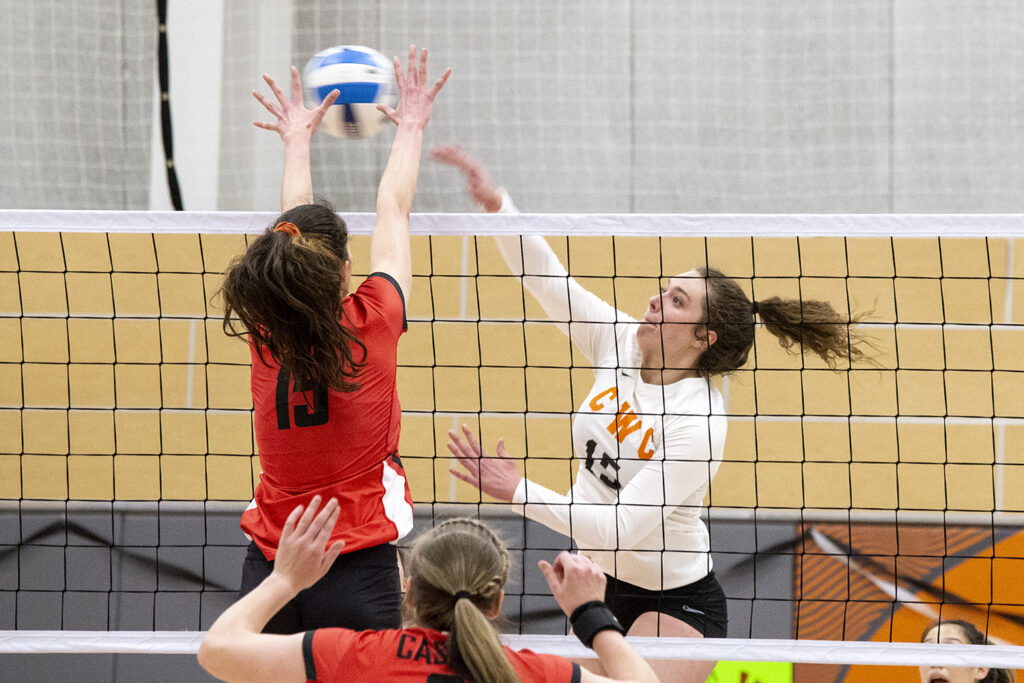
left=2, top=209, right=1024, bottom=679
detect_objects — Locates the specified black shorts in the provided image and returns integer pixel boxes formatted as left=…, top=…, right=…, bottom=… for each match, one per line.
left=604, top=571, right=728, bottom=638
left=239, top=541, right=402, bottom=634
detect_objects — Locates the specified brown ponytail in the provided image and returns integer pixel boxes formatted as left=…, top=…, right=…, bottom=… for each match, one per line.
left=405, top=519, right=517, bottom=683
left=696, top=267, right=868, bottom=376
left=218, top=201, right=367, bottom=392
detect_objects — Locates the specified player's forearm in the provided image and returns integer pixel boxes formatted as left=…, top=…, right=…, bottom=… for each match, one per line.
left=280, top=136, right=315, bottom=211
left=376, top=121, right=423, bottom=222
left=203, top=573, right=297, bottom=650
left=370, top=121, right=422, bottom=290
left=517, top=479, right=662, bottom=550
left=591, top=631, right=659, bottom=683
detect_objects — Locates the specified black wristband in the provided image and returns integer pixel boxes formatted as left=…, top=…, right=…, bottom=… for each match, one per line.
left=569, top=600, right=626, bottom=649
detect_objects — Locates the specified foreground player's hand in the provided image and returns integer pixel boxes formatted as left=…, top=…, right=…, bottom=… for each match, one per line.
left=538, top=551, right=608, bottom=617
left=378, top=45, right=451, bottom=129
left=430, top=145, right=503, bottom=212
left=271, top=495, right=344, bottom=593
left=253, top=66, right=338, bottom=143
left=447, top=424, right=522, bottom=502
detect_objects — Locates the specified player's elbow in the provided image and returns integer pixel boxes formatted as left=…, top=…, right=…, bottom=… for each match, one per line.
left=197, top=634, right=233, bottom=681
left=196, top=637, right=217, bottom=674
left=376, top=187, right=413, bottom=217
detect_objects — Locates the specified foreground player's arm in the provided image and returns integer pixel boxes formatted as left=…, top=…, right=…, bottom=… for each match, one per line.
left=252, top=66, right=339, bottom=211
left=431, top=144, right=620, bottom=362
left=198, top=497, right=344, bottom=683
left=451, top=420, right=717, bottom=550
left=371, top=47, right=451, bottom=304
left=540, top=552, right=658, bottom=683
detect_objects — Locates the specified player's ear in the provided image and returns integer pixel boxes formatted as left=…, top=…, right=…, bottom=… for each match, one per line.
left=402, top=577, right=414, bottom=608
left=695, top=324, right=717, bottom=349
left=486, top=590, right=504, bottom=620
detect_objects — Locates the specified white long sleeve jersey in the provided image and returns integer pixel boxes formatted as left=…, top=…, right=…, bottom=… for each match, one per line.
left=498, top=199, right=726, bottom=591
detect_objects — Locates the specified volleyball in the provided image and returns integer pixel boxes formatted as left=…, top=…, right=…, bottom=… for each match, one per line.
left=302, top=45, right=397, bottom=139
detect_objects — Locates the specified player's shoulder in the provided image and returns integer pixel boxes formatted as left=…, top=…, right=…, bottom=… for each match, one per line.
left=348, top=272, right=407, bottom=332
left=663, top=377, right=725, bottom=419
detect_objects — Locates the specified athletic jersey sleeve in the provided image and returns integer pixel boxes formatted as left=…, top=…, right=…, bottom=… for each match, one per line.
left=355, top=271, right=407, bottom=337
left=506, top=648, right=582, bottom=683
left=494, top=192, right=620, bottom=365
left=512, top=415, right=720, bottom=550
left=306, top=628, right=360, bottom=681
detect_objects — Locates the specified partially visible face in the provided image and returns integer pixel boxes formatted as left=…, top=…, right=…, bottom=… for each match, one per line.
left=919, top=624, right=989, bottom=683
left=341, top=258, right=352, bottom=296
left=635, top=270, right=714, bottom=368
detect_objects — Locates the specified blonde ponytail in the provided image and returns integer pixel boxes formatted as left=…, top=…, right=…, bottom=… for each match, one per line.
left=450, top=595, right=518, bottom=683
left=406, top=519, right=518, bottom=683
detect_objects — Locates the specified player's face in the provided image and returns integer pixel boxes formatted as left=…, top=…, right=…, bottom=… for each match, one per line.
left=341, top=258, right=352, bottom=296
left=636, top=270, right=714, bottom=370
left=918, top=624, right=989, bottom=683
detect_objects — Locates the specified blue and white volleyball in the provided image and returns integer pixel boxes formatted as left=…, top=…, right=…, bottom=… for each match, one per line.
left=302, top=45, right=397, bottom=139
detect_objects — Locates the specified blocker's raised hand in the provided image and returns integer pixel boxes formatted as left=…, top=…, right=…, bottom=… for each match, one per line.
left=253, top=65, right=339, bottom=141
left=377, top=45, right=451, bottom=129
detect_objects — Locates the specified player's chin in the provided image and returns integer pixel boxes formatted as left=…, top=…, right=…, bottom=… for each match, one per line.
left=635, top=325, right=663, bottom=354
left=636, top=321, right=657, bottom=337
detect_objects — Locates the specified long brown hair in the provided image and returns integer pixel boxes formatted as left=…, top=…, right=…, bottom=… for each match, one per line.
left=696, top=266, right=869, bottom=376
left=405, top=518, right=516, bottom=683
left=922, top=620, right=1014, bottom=683
left=219, top=201, right=367, bottom=392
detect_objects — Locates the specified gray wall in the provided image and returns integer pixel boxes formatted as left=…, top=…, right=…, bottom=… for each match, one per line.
left=4, top=2, right=1021, bottom=213
left=2, top=502, right=793, bottom=678
left=213, top=1, right=1024, bottom=214
left=0, top=1, right=154, bottom=210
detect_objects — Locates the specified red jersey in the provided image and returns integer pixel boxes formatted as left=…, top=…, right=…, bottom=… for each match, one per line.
left=240, top=273, right=413, bottom=560
left=303, top=627, right=581, bottom=683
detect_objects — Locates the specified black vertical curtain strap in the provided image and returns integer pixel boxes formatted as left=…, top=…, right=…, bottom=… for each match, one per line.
left=156, top=0, right=183, bottom=210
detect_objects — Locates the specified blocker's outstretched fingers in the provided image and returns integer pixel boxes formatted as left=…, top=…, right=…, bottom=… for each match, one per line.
left=253, top=89, right=283, bottom=119
left=311, top=89, right=339, bottom=128
left=263, top=72, right=290, bottom=107
left=289, top=65, right=303, bottom=103
left=377, top=103, right=400, bottom=125
left=418, top=47, right=429, bottom=84
left=392, top=55, right=405, bottom=90
left=405, top=45, right=417, bottom=85
left=430, top=68, right=452, bottom=97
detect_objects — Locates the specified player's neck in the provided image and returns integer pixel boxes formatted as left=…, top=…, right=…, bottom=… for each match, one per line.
left=639, top=366, right=697, bottom=385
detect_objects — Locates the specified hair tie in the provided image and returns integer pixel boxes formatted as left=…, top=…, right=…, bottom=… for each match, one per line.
left=273, top=221, right=300, bottom=236
left=453, top=590, right=472, bottom=602
left=751, top=300, right=759, bottom=317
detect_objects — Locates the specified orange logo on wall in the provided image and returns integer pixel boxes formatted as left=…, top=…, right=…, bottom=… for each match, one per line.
left=793, top=523, right=1024, bottom=683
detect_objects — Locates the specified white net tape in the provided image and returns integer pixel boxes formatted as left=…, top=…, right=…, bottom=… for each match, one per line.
left=2, top=209, right=1023, bottom=237
left=3, top=631, right=1024, bottom=668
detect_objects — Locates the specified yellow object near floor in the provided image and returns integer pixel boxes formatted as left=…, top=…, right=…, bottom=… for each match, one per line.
left=709, top=660, right=793, bottom=683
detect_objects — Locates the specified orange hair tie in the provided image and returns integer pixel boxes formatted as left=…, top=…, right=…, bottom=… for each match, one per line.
left=273, top=221, right=300, bottom=236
